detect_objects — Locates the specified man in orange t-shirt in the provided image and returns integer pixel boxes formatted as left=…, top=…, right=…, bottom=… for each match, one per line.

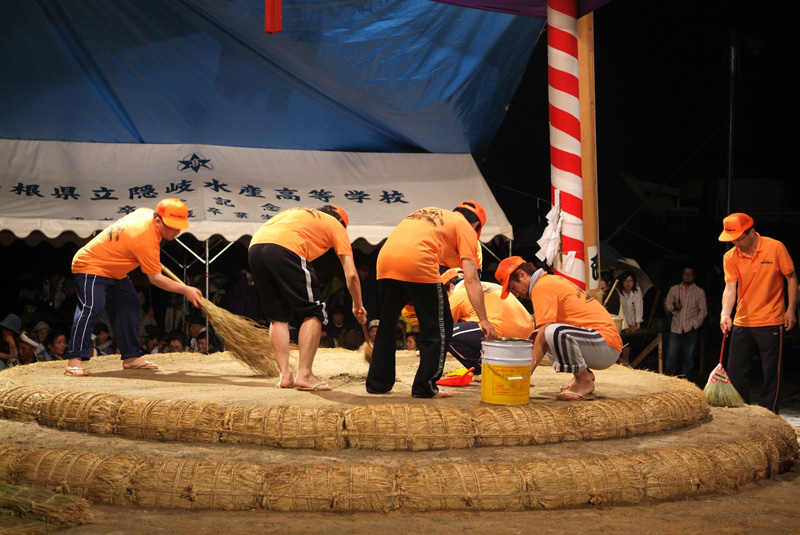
left=366, top=201, right=497, bottom=399
left=719, top=213, right=797, bottom=413
left=249, top=206, right=366, bottom=390
left=495, top=256, right=622, bottom=401
left=66, top=199, right=205, bottom=376
left=442, top=268, right=535, bottom=378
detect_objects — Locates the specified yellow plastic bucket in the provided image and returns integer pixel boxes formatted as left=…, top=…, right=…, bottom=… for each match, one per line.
left=480, top=339, right=533, bottom=405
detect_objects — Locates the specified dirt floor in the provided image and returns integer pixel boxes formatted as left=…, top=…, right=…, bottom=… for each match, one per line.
left=1, top=349, right=798, bottom=534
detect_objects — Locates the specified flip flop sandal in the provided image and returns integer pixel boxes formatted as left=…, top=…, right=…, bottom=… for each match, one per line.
left=64, top=367, right=90, bottom=376
left=123, top=361, right=159, bottom=370
left=556, top=388, right=594, bottom=401
left=432, top=389, right=453, bottom=398
left=294, top=381, right=332, bottom=391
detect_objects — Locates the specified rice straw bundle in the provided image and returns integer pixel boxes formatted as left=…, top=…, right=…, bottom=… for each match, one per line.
left=0, top=483, right=93, bottom=529
left=162, top=265, right=279, bottom=377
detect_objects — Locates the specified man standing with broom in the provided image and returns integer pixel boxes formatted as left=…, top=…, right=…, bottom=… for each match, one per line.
left=65, top=199, right=205, bottom=376
left=248, top=206, right=366, bottom=390
left=718, top=213, right=797, bottom=413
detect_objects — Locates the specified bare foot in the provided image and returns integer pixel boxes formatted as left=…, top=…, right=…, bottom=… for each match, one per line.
left=277, top=372, right=295, bottom=389
left=293, top=373, right=326, bottom=390
left=559, top=369, right=595, bottom=391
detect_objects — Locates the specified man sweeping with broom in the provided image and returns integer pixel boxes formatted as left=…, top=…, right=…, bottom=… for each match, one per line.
left=718, top=213, right=797, bottom=413
left=248, top=206, right=367, bottom=390
left=65, top=199, right=205, bottom=376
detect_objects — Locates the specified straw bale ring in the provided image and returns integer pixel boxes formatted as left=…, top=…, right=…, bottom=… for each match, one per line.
left=9, top=448, right=142, bottom=505
left=343, top=404, right=475, bottom=451
left=221, top=405, right=345, bottom=450
left=131, top=458, right=265, bottom=510
left=397, top=462, right=528, bottom=511
left=520, top=456, right=643, bottom=509
left=114, top=398, right=224, bottom=443
left=0, top=385, right=50, bottom=422
left=38, top=390, right=125, bottom=435
left=261, top=462, right=397, bottom=512
left=0, top=445, right=22, bottom=482
left=471, top=405, right=579, bottom=447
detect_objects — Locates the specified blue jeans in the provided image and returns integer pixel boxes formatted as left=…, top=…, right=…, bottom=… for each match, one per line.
left=665, top=328, right=698, bottom=378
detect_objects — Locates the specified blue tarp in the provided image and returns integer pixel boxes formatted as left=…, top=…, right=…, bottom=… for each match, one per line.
left=1, top=0, right=545, bottom=156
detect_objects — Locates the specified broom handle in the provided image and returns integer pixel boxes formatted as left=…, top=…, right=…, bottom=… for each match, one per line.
left=361, top=323, right=373, bottom=349
left=602, top=279, right=619, bottom=307
left=718, top=330, right=727, bottom=364
left=161, top=264, right=183, bottom=284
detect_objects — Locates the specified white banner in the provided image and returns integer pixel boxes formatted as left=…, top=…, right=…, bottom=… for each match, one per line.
left=0, top=139, right=513, bottom=245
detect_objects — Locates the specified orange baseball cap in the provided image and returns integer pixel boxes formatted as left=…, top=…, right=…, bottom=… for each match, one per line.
left=495, top=256, right=525, bottom=299
left=156, top=198, right=189, bottom=230
left=441, top=268, right=464, bottom=286
left=330, top=205, right=349, bottom=228
left=456, top=200, right=486, bottom=238
left=718, top=213, right=753, bottom=242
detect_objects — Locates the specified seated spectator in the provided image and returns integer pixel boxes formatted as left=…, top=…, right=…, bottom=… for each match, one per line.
left=40, top=330, right=68, bottom=361
left=196, top=332, right=208, bottom=354
left=404, top=332, right=419, bottom=352
left=55, top=278, right=79, bottom=328
left=31, top=321, right=50, bottom=360
left=324, top=307, right=350, bottom=348
left=1, top=313, right=23, bottom=370
left=138, top=289, right=158, bottom=334
left=166, top=330, right=188, bottom=353
left=93, top=322, right=115, bottom=355
left=17, top=333, right=38, bottom=365
left=186, top=314, right=206, bottom=352
left=141, top=329, right=164, bottom=355
left=359, top=319, right=379, bottom=353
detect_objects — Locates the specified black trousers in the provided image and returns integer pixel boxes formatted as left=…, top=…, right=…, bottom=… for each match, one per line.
left=366, top=279, right=452, bottom=398
left=727, top=325, right=783, bottom=413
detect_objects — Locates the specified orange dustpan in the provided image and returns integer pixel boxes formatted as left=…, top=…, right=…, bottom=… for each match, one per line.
left=436, top=367, right=474, bottom=386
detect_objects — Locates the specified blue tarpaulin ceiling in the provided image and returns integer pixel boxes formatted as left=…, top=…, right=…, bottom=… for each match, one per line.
left=1, top=0, right=545, bottom=155
left=0, top=0, right=558, bottom=245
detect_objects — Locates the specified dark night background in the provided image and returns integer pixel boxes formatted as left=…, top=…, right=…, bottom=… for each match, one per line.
left=2, top=0, right=798, bottom=390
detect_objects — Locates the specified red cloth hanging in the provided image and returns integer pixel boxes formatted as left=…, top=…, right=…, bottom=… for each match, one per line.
left=265, top=0, right=282, bottom=33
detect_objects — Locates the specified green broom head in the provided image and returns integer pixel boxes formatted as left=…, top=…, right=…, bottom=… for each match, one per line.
left=703, top=363, right=745, bottom=408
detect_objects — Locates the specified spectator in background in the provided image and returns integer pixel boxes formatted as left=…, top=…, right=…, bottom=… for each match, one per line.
left=616, top=271, right=643, bottom=367
left=93, top=322, right=115, bottom=355
left=599, top=270, right=621, bottom=314
left=55, top=279, right=79, bottom=328
left=141, top=329, right=164, bottom=355
left=663, top=267, right=707, bottom=380
left=1, top=313, right=23, bottom=370
left=404, top=332, right=419, bottom=352
left=227, top=270, right=261, bottom=321
left=138, top=289, right=157, bottom=334
left=31, top=321, right=50, bottom=360
left=41, top=330, right=68, bottom=361
left=196, top=332, right=208, bottom=354
left=17, top=333, right=38, bottom=365
left=186, top=314, right=206, bottom=352
left=166, top=330, right=188, bottom=353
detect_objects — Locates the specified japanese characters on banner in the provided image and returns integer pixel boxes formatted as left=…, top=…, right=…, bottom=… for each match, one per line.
left=0, top=139, right=512, bottom=244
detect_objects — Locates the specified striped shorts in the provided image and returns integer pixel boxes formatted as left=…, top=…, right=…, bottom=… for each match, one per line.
left=543, top=323, right=620, bottom=373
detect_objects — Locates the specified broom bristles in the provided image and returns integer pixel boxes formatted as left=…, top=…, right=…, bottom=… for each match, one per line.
left=202, top=299, right=280, bottom=377
left=703, top=363, right=745, bottom=408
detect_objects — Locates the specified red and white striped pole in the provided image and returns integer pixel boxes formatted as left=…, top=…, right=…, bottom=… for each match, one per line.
left=547, top=0, right=585, bottom=289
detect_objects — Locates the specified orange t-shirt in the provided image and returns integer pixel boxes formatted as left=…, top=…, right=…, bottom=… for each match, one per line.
left=529, top=273, right=623, bottom=351
left=449, top=282, right=535, bottom=339
left=723, top=234, right=795, bottom=327
left=249, top=208, right=352, bottom=261
left=377, top=208, right=478, bottom=283
left=72, top=208, right=162, bottom=279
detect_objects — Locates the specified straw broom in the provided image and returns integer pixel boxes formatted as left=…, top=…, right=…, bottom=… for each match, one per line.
left=703, top=330, right=745, bottom=408
left=162, top=265, right=280, bottom=377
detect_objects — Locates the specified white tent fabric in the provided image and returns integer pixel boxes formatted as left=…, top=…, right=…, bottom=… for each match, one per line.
left=0, top=139, right=512, bottom=246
